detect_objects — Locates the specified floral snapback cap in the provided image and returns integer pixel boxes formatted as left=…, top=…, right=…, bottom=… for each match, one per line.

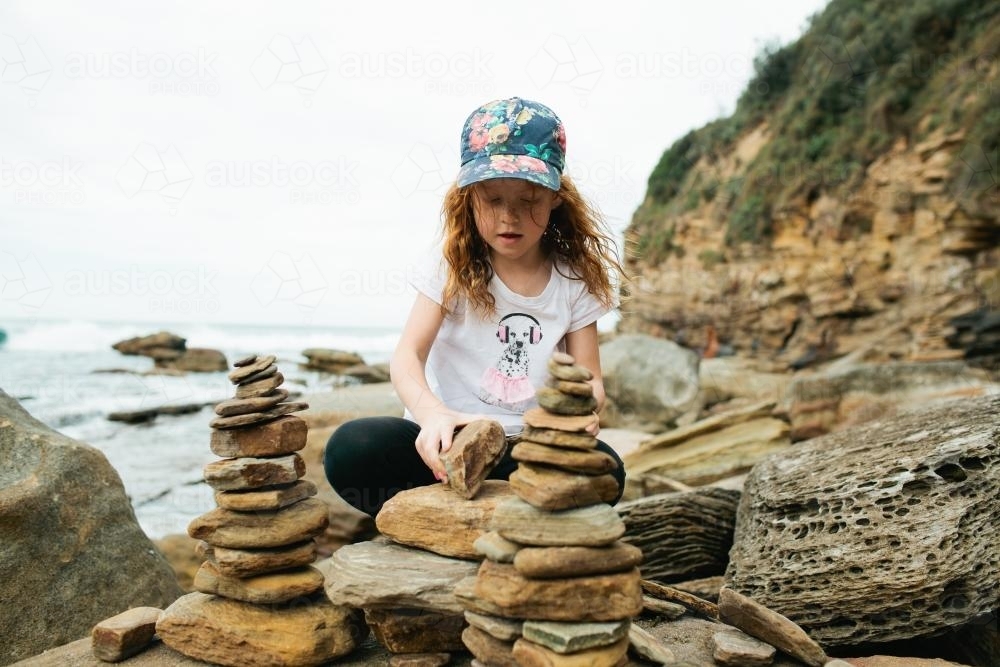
left=456, top=97, right=566, bottom=192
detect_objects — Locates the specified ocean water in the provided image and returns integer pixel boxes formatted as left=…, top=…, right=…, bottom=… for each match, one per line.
left=0, top=318, right=399, bottom=539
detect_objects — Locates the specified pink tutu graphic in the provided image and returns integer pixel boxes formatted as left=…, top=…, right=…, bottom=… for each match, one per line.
left=479, top=366, right=535, bottom=410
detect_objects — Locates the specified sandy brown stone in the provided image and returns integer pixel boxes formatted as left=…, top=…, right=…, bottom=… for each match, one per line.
left=90, top=606, right=161, bottom=662
left=455, top=575, right=506, bottom=616
left=473, top=561, right=642, bottom=622
left=209, top=401, right=308, bottom=429
left=512, top=636, right=629, bottom=666
left=510, top=463, right=619, bottom=511
left=523, top=408, right=598, bottom=434
left=197, top=539, right=317, bottom=578
left=473, top=530, right=521, bottom=563
left=512, top=441, right=617, bottom=474
left=490, top=497, right=625, bottom=547
left=536, top=387, right=599, bottom=416
left=213, top=389, right=287, bottom=417
left=441, top=420, right=507, bottom=499
left=388, top=654, right=451, bottom=667
left=214, top=479, right=316, bottom=512
left=718, top=587, right=827, bottom=667
left=628, top=623, right=677, bottom=665
left=545, top=377, right=594, bottom=397
left=228, top=355, right=276, bottom=383
left=156, top=591, right=364, bottom=666
left=464, top=611, right=523, bottom=641
left=520, top=426, right=598, bottom=450
left=188, top=497, right=329, bottom=548
left=551, top=351, right=575, bottom=365
left=209, top=415, right=308, bottom=458
left=202, top=454, right=304, bottom=491
left=513, top=542, right=643, bottom=579
left=376, top=481, right=514, bottom=560
left=233, top=354, right=258, bottom=367
left=462, top=625, right=518, bottom=667
left=234, top=371, right=284, bottom=399
left=193, top=561, right=324, bottom=604
left=642, top=595, right=687, bottom=619
left=547, top=358, right=593, bottom=382
left=239, top=364, right=280, bottom=386
left=365, top=608, right=466, bottom=653
left=712, top=627, right=776, bottom=666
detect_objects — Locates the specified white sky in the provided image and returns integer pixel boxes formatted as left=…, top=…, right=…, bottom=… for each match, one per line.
left=1, top=0, right=829, bottom=329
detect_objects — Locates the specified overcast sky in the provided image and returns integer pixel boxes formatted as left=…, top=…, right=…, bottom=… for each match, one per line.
left=1, top=0, right=829, bottom=329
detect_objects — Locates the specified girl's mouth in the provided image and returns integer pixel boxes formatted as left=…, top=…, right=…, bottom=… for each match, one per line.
left=498, top=233, right=522, bottom=240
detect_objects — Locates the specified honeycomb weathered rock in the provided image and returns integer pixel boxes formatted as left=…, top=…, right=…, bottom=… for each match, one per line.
left=726, top=394, right=1000, bottom=647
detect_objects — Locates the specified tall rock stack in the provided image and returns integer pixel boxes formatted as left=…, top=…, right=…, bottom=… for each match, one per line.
left=463, top=352, right=643, bottom=666
left=156, top=354, right=365, bottom=667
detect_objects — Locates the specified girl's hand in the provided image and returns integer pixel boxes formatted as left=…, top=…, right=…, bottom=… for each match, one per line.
left=414, top=410, right=487, bottom=482
left=585, top=411, right=600, bottom=437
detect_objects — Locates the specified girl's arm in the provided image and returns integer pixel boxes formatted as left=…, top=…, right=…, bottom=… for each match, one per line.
left=564, top=321, right=605, bottom=436
left=390, top=292, right=483, bottom=480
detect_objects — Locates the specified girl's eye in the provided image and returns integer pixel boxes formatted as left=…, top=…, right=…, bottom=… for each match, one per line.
left=521, top=199, right=538, bottom=205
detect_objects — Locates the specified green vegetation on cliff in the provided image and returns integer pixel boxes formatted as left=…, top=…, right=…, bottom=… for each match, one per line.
left=633, top=0, right=1000, bottom=259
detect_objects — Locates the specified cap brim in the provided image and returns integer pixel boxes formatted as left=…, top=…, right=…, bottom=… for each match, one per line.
left=456, top=154, right=561, bottom=191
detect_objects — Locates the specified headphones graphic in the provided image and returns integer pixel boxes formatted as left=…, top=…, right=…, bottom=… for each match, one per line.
left=497, top=312, right=543, bottom=345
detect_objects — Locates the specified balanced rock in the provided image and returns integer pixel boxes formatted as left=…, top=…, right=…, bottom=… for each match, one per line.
left=188, top=497, right=329, bottom=549
left=228, top=354, right=276, bottom=383
left=513, top=542, right=642, bottom=579
left=545, top=377, right=594, bottom=397
left=520, top=426, right=598, bottom=450
left=209, top=401, right=308, bottom=430
left=473, top=561, right=642, bottom=622
left=546, top=358, right=593, bottom=382
left=235, top=371, right=285, bottom=399
left=490, top=497, right=625, bottom=547
left=213, top=390, right=288, bottom=417
left=202, top=454, right=304, bottom=491
left=521, top=619, right=629, bottom=653
left=210, top=415, right=307, bottom=458
left=464, top=611, right=523, bottom=641
left=198, top=540, right=317, bottom=578
left=193, top=561, right=324, bottom=604
left=462, top=625, right=518, bottom=667
left=726, top=394, right=1000, bottom=647
left=238, top=363, right=279, bottom=385
left=214, top=479, right=317, bottom=512
left=156, top=591, right=364, bottom=667
left=523, top=408, right=598, bottom=434
left=512, top=635, right=629, bottom=666
left=536, top=387, right=598, bottom=416
left=376, top=481, right=514, bottom=560
left=510, top=463, right=618, bottom=511
left=440, top=420, right=507, bottom=499
left=511, top=441, right=617, bottom=474
left=473, top=531, right=521, bottom=563
left=365, top=608, right=466, bottom=653
left=90, top=606, right=162, bottom=662
left=322, top=540, right=478, bottom=614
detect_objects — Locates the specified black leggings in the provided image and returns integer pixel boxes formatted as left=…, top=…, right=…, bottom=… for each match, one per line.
left=323, top=416, right=626, bottom=518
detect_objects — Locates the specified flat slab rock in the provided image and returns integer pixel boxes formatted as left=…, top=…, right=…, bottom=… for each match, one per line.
left=726, top=394, right=1000, bottom=647
left=441, top=420, right=507, bottom=499
left=490, top=497, right=625, bottom=547
left=376, top=480, right=514, bottom=560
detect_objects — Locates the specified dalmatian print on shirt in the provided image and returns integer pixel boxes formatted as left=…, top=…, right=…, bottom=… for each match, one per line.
left=478, top=312, right=543, bottom=412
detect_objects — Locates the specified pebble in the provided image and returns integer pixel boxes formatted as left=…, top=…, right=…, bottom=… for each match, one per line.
left=509, top=463, right=619, bottom=511
left=202, top=454, right=304, bottom=491
left=490, top=497, right=625, bottom=547
left=209, top=401, right=309, bottom=430
left=522, top=408, right=598, bottom=435
left=235, top=371, right=285, bottom=399
left=473, top=530, right=521, bottom=563
left=511, top=441, right=617, bottom=474
left=232, top=354, right=258, bottom=367
left=536, top=387, right=598, bottom=416
left=520, top=426, right=598, bottom=450
left=513, top=542, right=643, bottom=579
left=193, top=562, right=325, bottom=604
left=197, top=539, right=318, bottom=578
left=545, top=377, right=594, bottom=397
left=228, top=354, right=276, bottom=383
left=213, top=389, right=288, bottom=417
left=547, top=358, right=593, bottom=382
left=214, top=479, right=316, bottom=511
left=91, top=606, right=162, bottom=662
left=237, top=363, right=279, bottom=386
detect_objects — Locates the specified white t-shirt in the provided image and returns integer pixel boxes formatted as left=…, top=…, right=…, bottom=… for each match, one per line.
left=406, top=253, right=614, bottom=434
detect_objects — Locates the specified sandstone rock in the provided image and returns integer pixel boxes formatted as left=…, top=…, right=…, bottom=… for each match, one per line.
left=513, top=542, right=643, bottom=579
left=521, top=619, right=629, bottom=653
left=214, top=479, right=317, bottom=512
left=600, top=334, right=700, bottom=432
left=160, top=348, right=228, bottom=373
left=0, top=390, right=183, bottom=665
left=473, top=530, right=521, bottom=563
left=522, top=408, right=599, bottom=434
left=674, top=574, right=726, bottom=603
left=455, top=575, right=506, bottom=617
left=342, top=363, right=391, bottom=384
left=233, top=354, right=258, bottom=367
left=512, top=636, right=629, bottom=666
left=239, top=363, right=280, bottom=386
left=628, top=623, right=677, bottom=665
left=536, top=387, right=598, bottom=416
left=718, top=588, right=827, bottom=667
left=510, top=463, right=619, bottom=511
left=388, top=654, right=450, bottom=667
left=198, top=539, right=317, bottom=578
left=545, top=377, right=594, bottom=397
left=235, top=371, right=285, bottom=399
left=547, top=358, right=593, bottom=382
left=376, top=481, right=513, bottom=560
left=228, top=354, right=277, bottom=383
left=209, top=401, right=309, bottom=429
left=617, top=488, right=739, bottom=582
left=210, top=415, right=307, bottom=458
left=726, top=395, right=1000, bottom=647
left=90, top=606, right=161, bottom=662
left=490, top=497, right=625, bottom=547
left=364, top=608, right=466, bottom=653
left=473, top=561, right=642, bottom=622
left=520, top=426, right=598, bottom=449
left=464, top=611, right=523, bottom=641
left=213, top=390, right=287, bottom=417
left=512, top=441, right=617, bottom=474
left=193, top=561, right=324, bottom=604
left=156, top=591, right=364, bottom=667
left=441, top=420, right=507, bottom=499
left=112, top=331, right=185, bottom=356
left=462, top=625, right=517, bottom=667
left=322, top=540, right=478, bottom=614
left=711, top=627, right=777, bottom=666
left=188, top=497, right=329, bottom=548
left=203, top=454, right=304, bottom=491
left=642, top=596, right=687, bottom=619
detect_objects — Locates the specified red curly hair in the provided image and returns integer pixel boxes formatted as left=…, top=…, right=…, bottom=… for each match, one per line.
left=439, top=176, right=626, bottom=317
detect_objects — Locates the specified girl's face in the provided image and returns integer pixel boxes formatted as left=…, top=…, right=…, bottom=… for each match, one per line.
left=470, top=178, right=561, bottom=263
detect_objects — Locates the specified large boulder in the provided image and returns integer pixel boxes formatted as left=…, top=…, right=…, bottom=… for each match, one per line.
left=0, top=389, right=183, bottom=664
left=599, top=334, right=701, bottom=432
left=301, top=348, right=366, bottom=374
left=111, top=331, right=185, bottom=356
left=726, top=394, right=1000, bottom=648
left=159, top=348, right=227, bottom=372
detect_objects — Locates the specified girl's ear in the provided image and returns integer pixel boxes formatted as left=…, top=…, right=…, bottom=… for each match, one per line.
left=550, top=193, right=563, bottom=210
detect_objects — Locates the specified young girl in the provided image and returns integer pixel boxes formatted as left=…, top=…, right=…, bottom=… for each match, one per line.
left=324, top=97, right=627, bottom=517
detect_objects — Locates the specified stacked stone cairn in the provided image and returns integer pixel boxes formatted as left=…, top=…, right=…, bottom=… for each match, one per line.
left=155, top=354, right=365, bottom=667
left=461, top=352, right=644, bottom=666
